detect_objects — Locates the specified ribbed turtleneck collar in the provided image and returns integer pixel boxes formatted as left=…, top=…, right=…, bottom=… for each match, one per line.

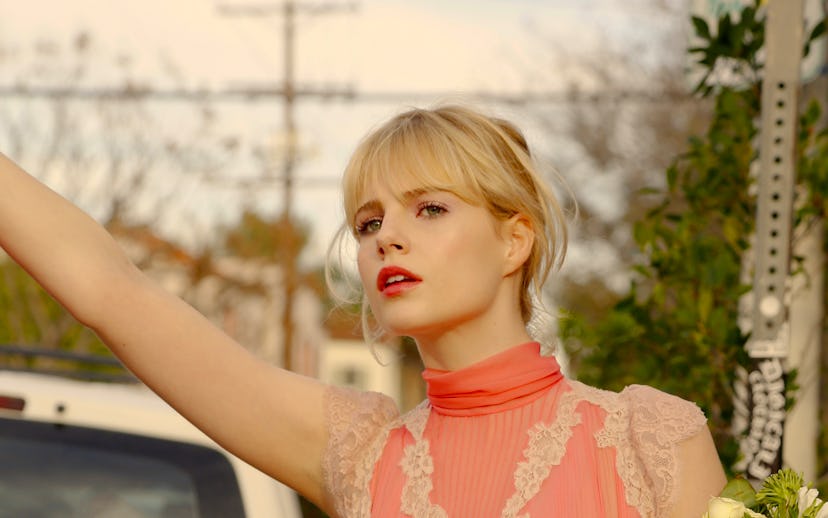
left=422, top=342, right=563, bottom=417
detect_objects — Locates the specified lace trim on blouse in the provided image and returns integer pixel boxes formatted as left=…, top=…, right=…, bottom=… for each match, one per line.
left=322, top=385, right=400, bottom=518
left=570, top=381, right=706, bottom=517
left=620, top=384, right=706, bottom=513
left=322, top=381, right=705, bottom=518
left=501, top=386, right=582, bottom=518
left=399, top=402, right=448, bottom=518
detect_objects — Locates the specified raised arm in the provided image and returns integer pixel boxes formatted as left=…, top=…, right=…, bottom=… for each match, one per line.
left=0, top=153, right=333, bottom=510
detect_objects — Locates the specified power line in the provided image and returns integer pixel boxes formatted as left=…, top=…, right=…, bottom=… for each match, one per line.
left=216, top=1, right=358, bottom=16
left=0, top=85, right=701, bottom=105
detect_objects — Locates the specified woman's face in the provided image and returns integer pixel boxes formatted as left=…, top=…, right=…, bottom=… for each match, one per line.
left=354, top=178, right=515, bottom=342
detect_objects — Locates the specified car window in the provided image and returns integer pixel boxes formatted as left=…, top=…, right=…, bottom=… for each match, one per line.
left=0, top=417, right=246, bottom=518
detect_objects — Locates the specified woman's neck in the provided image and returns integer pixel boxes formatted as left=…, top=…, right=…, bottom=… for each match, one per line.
left=413, top=319, right=534, bottom=371
left=407, top=268, right=533, bottom=371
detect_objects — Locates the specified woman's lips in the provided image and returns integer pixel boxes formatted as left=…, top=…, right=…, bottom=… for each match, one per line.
left=377, top=266, right=421, bottom=296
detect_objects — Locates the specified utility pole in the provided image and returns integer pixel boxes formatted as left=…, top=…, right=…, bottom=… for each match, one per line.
left=280, top=0, right=299, bottom=374
left=733, top=0, right=805, bottom=486
left=218, top=1, right=355, bottom=372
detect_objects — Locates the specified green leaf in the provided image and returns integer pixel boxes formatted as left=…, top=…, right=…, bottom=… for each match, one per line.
left=698, top=288, right=713, bottom=321
left=804, top=21, right=825, bottom=57
left=741, top=6, right=756, bottom=28
left=692, top=15, right=712, bottom=40
left=720, top=477, right=757, bottom=507
left=801, top=100, right=823, bottom=127
left=666, top=165, right=678, bottom=190
left=636, top=186, right=662, bottom=196
left=633, top=222, right=649, bottom=247
left=718, top=13, right=734, bottom=49
left=809, top=20, right=826, bottom=43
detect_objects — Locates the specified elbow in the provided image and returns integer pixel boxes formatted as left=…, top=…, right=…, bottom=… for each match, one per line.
left=71, top=256, right=146, bottom=330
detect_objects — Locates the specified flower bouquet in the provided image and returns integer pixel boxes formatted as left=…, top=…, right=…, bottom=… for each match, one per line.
left=703, top=469, right=826, bottom=518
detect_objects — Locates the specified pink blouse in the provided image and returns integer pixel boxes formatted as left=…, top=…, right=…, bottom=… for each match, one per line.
left=322, top=342, right=706, bottom=517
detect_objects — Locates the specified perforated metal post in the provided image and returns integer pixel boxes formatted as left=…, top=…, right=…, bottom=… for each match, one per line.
left=750, top=0, right=804, bottom=357
left=734, top=0, right=804, bottom=484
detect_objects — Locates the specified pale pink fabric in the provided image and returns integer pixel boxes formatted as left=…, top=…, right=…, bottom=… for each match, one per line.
left=322, top=342, right=706, bottom=518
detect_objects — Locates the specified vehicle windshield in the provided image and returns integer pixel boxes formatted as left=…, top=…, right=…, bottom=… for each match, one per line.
left=0, top=417, right=246, bottom=518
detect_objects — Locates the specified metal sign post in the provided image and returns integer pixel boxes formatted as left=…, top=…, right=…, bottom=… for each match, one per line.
left=732, top=0, right=805, bottom=484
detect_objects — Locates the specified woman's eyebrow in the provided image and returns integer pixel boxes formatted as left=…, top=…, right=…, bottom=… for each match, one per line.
left=354, top=187, right=440, bottom=217
left=401, top=187, right=436, bottom=201
left=354, top=199, right=381, bottom=217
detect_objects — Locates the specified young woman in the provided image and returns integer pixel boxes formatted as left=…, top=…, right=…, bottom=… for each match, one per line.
left=0, top=105, right=726, bottom=517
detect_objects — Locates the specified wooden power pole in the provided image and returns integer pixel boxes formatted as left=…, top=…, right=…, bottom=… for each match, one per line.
left=218, top=1, right=355, bottom=371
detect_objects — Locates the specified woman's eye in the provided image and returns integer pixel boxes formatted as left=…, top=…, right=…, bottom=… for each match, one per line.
left=418, top=202, right=447, bottom=218
left=356, top=217, right=382, bottom=235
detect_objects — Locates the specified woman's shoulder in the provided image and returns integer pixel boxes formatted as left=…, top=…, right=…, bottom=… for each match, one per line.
left=324, top=384, right=400, bottom=425
left=565, top=380, right=710, bottom=516
left=566, top=380, right=706, bottom=438
left=321, top=385, right=401, bottom=517
left=621, top=384, right=707, bottom=445
left=322, top=384, right=401, bottom=459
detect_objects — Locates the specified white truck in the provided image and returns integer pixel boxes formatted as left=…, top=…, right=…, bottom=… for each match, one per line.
left=0, top=360, right=304, bottom=518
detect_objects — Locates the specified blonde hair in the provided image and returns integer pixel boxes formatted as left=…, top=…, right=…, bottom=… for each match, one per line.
left=326, top=104, right=568, bottom=343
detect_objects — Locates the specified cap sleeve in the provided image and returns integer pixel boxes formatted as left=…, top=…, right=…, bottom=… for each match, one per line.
left=322, top=384, right=400, bottom=518
left=621, top=384, right=707, bottom=515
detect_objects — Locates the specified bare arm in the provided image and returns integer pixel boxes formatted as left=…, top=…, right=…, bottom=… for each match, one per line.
left=669, top=427, right=727, bottom=518
left=0, top=153, right=333, bottom=510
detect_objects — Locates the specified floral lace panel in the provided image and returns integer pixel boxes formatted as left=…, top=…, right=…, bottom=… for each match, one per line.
left=396, top=392, right=588, bottom=518
left=502, top=387, right=582, bottom=518
left=322, top=385, right=399, bottom=518
left=577, top=382, right=706, bottom=517
left=579, top=382, right=655, bottom=517
left=399, top=402, right=448, bottom=518
left=622, top=384, right=706, bottom=514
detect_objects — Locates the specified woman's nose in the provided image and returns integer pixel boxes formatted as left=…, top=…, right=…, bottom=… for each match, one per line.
left=375, top=218, right=408, bottom=257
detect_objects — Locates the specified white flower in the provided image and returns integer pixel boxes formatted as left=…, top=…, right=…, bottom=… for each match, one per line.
left=703, top=497, right=765, bottom=518
left=798, top=486, right=828, bottom=518
left=799, top=487, right=819, bottom=515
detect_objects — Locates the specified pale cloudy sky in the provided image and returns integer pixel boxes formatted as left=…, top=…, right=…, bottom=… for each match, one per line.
left=0, top=0, right=680, bottom=266
left=0, top=0, right=668, bottom=93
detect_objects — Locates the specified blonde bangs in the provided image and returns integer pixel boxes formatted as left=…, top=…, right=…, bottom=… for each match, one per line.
left=342, top=110, right=488, bottom=230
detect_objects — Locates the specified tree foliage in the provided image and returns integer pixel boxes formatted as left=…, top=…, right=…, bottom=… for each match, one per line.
left=0, top=261, right=103, bottom=353
left=560, top=1, right=828, bottom=473
left=534, top=1, right=716, bottom=330
left=223, top=210, right=310, bottom=265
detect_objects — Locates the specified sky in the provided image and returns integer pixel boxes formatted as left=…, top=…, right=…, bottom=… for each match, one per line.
left=0, top=0, right=689, bottom=274
left=0, top=0, right=657, bottom=92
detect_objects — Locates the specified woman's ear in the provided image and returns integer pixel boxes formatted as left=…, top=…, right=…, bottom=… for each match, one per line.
left=501, top=214, right=534, bottom=277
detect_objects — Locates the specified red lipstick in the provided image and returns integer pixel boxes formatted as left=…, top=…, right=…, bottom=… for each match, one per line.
left=377, top=266, right=421, bottom=296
